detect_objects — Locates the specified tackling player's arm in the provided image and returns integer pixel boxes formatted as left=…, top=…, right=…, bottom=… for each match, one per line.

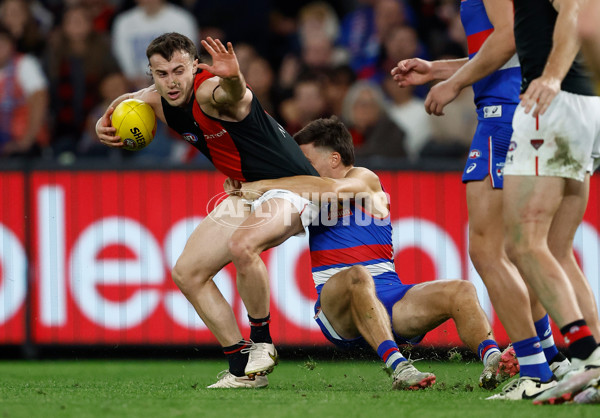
left=521, top=0, right=585, bottom=117
left=239, top=168, right=389, bottom=216
left=195, top=37, right=252, bottom=121
left=425, top=0, right=516, bottom=115
left=95, top=86, right=165, bottom=148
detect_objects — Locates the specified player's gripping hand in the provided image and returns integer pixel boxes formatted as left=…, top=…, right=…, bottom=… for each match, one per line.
left=224, top=178, right=242, bottom=196
left=519, top=75, right=561, bottom=118
left=425, top=79, right=461, bottom=116
left=391, top=58, right=434, bottom=87
left=95, top=106, right=123, bottom=148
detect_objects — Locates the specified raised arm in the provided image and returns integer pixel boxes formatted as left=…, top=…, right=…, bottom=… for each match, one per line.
left=425, top=0, right=516, bottom=115
left=521, top=0, right=585, bottom=117
left=196, top=37, right=252, bottom=121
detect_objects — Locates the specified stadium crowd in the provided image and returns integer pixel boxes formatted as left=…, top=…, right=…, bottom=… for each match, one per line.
left=0, top=0, right=483, bottom=166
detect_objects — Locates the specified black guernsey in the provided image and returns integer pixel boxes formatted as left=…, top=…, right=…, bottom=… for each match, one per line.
left=162, top=70, right=319, bottom=181
left=514, top=0, right=594, bottom=96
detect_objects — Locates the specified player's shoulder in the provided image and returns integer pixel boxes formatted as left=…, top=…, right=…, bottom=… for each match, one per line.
left=346, top=166, right=379, bottom=181
left=346, top=167, right=382, bottom=189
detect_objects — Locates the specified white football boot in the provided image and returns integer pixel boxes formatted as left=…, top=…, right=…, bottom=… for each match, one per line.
left=486, top=376, right=557, bottom=400
left=243, top=342, right=279, bottom=378
left=207, top=370, right=269, bottom=389
left=392, top=361, right=436, bottom=390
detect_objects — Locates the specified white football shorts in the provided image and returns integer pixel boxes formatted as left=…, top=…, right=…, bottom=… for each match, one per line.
left=249, top=189, right=319, bottom=236
left=504, top=90, right=600, bottom=181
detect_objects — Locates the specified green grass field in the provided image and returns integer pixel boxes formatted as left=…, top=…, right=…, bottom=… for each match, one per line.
left=0, top=358, right=597, bottom=418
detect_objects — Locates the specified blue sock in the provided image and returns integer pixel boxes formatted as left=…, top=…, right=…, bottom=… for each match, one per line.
left=377, top=340, right=406, bottom=370
left=477, top=339, right=501, bottom=365
left=513, top=337, right=553, bottom=382
left=534, top=314, right=560, bottom=363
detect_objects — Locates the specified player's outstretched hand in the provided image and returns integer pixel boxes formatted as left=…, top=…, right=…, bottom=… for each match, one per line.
left=198, top=37, right=241, bottom=80
left=391, top=58, right=434, bottom=87
left=424, top=79, right=461, bottom=116
left=519, top=75, right=560, bottom=118
left=95, top=106, right=123, bottom=148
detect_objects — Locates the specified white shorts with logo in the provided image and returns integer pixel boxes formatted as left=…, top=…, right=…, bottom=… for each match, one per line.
left=249, top=189, right=320, bottom=236
left=504, top=91, right=600, bottom=181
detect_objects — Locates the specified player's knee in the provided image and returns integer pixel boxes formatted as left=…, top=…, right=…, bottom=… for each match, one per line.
left=171, top=260, right=207, bottom=295
left=455, top=280, right=477, bottom=301
left=228, top=234, right=256, bottom=265
left=348, top=265, right=373, bottom=288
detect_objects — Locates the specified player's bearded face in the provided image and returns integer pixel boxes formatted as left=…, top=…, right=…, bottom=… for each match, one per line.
left=149, top=51, right=198, bottom=107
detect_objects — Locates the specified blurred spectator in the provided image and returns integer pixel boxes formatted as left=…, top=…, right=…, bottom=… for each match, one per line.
left=82, top=0, right=117, bottom=34
left=0, top=0, right=45, bottom=56
left=191, top=0, right=269, bottom=58
left=339, top=0, right=408, bottom=79
left=298, top=1, right=340, bottom=45
left=382, top=75, right=432, bottom=162
left=44, top=4, right=119, bottom=158
left=342, top=80, right=406, bottom=158
left=81, top=71, right=128, bottom=158
left=0, top=24, right=48, bottom=157
left=111, top=0, right=198, bottom=89
left=231, top=42, right=257, bottom=75
left=245, top=55, right=276, bottom=116
left=420, top=84, right=476, bottom=162
left=324, top=64, right=356, bottom=117
left=280, top=73, right=329, bottom=135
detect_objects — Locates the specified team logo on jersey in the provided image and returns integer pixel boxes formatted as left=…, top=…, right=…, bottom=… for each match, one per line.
left=469, top=149, right=481, bottom=159
left=483, top=105, right=502, bottom=118
left=530, top=139, right=544, bottom=150
left=182, top=133, right=198, bottom=144
left=466, top=163, right=477, bottom=173
left=508, top=141, right=517, bottom=152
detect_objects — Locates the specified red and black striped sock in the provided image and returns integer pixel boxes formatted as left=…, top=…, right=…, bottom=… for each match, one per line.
left=223, top=340, right=250, bottom=377
left=249, top=314, right=272, bottom=344
left=560, top=320, right=597, bottom=360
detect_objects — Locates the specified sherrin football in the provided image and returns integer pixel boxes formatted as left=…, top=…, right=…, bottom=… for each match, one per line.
left=111, top=99, right=157, bottom=151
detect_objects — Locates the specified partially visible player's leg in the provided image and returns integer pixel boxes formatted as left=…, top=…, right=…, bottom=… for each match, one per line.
left=504, top=175, right=599, bottom=368
left=467, top=179, right=538, bottom=342
left=318, top=266, right=435, bottom=390
left=548, top=175, right=600, bottom=341
left=172, top=195, right=249, bottom=345
left=228, top=197, right=304, bottom=376
left=172, top=195, right=254, bottom=384
left=390, top=279, right=508, bottom=388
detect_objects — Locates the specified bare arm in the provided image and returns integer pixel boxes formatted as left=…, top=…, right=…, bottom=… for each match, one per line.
left=425, top=0, right=516, bottom=115
left=521, top=0, right=585, bottom=117
left=391, top=58, right=468, bottom=87
left=196, top=37, right=252, bottom=121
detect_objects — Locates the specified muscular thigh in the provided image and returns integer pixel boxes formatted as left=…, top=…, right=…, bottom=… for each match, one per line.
left=466, top=180, right=504, bottom=239
left=391, top=281, right=457, bottom=339
left=319, top=269, right=360, bottom=339
left=176, top=195, right=250, bottom=278
left=232, top=198, right=304, bottom=252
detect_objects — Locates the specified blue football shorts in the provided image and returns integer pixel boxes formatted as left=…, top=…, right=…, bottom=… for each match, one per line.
left=462, top=117, right=514, bottom=189
left=313, top=272, right=423, bottom=349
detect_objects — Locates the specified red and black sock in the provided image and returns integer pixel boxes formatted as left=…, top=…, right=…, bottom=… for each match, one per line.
left=223, top=340, right=250, bottom=377
left=560, top=319, right=598, bottom=360
left=249, top=314, right=272, bottom=344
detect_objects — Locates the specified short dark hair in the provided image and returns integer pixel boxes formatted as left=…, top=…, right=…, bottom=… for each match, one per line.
left=294, top=116, right=355, bottom=166
left=146, top=32, right=198, bottom=62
